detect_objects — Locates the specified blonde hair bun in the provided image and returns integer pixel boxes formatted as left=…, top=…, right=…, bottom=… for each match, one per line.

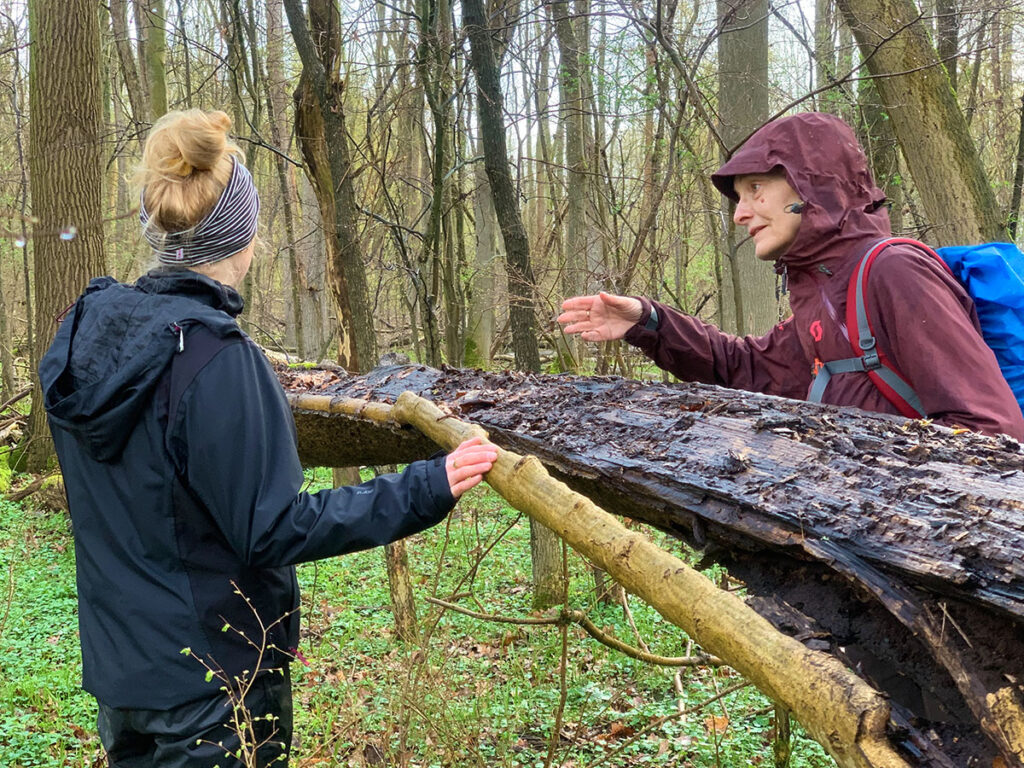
left=137, top=109, right=244, bottom=233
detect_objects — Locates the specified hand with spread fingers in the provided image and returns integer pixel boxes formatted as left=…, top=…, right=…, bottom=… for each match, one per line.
left=445, top=436, right=499, bottom=498
left=557, top=291, right=643, bottom=342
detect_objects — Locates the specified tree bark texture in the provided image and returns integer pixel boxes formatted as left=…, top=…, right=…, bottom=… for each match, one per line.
left=263, top=0, right=305, bottom=358
left=109, top=0, right=148, bottom=126
left=836, top=0, right=1006, bottom=245
left=282, top=364, right=1024, bottom=764
left=144, top=0, right=167, bottom=119
left=385, top=538, right=419, bottom=643
left=468, top=152, right=498, bottom=366
left=285, top=0, right=376, bottom=373
left=286, top=380, right=914, bottom=767
left=462, top=0, right=541, bottom=375
left=1009, top=94, right=1024, bottom=241
left=412, top=0, right=451, bottom=368
left=717, top=0, right=774, bottom=337
left=24, top=0, right=105, bottom=471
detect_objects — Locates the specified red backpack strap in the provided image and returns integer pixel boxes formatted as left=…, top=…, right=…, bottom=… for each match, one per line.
left=844, top=237, right=948, bottom=418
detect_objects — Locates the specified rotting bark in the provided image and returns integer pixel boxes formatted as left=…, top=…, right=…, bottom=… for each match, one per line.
left=290, top=385, right=908, bottom=767
left=281, top=364, right=1024, bottom=764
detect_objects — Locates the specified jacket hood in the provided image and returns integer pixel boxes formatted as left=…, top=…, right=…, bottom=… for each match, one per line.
left=712, top=112, right=891, bottom=270
left=40, top=269, right=243, bottom=462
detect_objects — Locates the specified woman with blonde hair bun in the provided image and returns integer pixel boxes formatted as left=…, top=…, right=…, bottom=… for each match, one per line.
left=39, top=109, right=497, bottom=767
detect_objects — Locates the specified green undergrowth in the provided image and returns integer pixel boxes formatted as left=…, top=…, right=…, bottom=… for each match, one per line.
left=0, top=469, right=836, bottom=767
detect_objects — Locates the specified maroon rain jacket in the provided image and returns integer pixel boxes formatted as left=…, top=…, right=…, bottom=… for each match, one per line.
left=623, top=112, right=1024, bottom=440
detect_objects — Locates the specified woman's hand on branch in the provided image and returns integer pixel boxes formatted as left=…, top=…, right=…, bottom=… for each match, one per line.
left=558, top=292, right=643, bottom=342
left=446, top=437, right=498, bottom=499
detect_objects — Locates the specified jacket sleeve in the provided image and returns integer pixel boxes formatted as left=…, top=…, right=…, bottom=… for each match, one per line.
left=622, top=298, right=812, bottom=400
left=867, top=246, right=1024, bottom=439
left=174, top=339, right=456, bottom=568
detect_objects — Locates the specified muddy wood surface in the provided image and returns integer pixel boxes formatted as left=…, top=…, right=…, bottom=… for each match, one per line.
left=282, top=363, right=1024, bottom=764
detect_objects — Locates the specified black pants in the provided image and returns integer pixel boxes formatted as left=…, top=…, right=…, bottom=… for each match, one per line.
left=97, top=666, right=293, bottom=768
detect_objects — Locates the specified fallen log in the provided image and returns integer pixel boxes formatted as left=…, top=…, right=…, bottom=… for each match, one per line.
left=282, top=364, right=1024, bottom=765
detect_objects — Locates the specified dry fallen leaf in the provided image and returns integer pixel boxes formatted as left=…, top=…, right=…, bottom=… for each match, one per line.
left=704, top=714, right=729, bottom=734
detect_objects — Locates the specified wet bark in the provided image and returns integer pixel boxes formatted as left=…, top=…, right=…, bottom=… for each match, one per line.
left=282, top=364, right=1024, bottom=764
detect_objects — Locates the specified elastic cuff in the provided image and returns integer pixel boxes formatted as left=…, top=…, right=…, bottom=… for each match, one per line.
left=624, top=297, right=657, bottom=346
left=645, top=305, right=659, bottom=331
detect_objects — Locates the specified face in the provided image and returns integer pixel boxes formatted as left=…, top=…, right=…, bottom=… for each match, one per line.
left=732, top=173, right=803, bottom=261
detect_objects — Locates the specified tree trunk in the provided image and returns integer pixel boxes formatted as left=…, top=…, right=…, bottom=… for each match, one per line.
left=717, top=0, right=773, bottom=336
left=144, top=0, right=167, bottom=119
left=286, top=0, right=376, bottom=372
left=549, top=0, right=588, bottom=373
left=263, top=0, right=305, bottom=358
left=836, top=0, right=1006, bottom=245
left=814, top=0, right=836, bottom=106
left=22, top=0, right=105, bottom=472
left=385, top=539, right=419, bottom=643
left=859, top=79, right=904, bottom=233
left=412, top=0, right=452, bottom=368
left=288, top=380, right=916, bottom=767
left=285, top=364, right=1024, bottom=764
left=934, top=0, right=957, bottom=91
left=468, top=147, right=498, bottom=366
left=461, top=0, right=541, bottom=375
left=109, top=0, right=148, bottom=126
left=0, top=246, right=15, bottom=401
left=464, top=0, right=560, bottom=609
left=1009, top=94, right=1024, bottom=241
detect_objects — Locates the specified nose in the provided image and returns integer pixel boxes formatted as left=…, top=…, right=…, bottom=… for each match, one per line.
left=734, top=197, right=752, bottom=226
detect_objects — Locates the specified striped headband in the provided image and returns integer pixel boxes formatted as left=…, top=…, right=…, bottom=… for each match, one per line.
left=140, top=156, right=260, bottom=267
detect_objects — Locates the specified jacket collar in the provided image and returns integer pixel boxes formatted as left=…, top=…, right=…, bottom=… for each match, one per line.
left=135, top=268, right=244, bottom=318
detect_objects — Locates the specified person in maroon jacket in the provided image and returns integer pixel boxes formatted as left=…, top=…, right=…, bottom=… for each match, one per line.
left=558, top=112, right=1024, bottom=440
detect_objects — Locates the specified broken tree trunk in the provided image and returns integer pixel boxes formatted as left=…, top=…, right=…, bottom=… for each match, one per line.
left=282, top=364, right=1024, bottom=765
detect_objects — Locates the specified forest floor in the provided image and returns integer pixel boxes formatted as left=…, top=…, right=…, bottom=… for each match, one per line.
left=0, top=467, right=836, bottom=768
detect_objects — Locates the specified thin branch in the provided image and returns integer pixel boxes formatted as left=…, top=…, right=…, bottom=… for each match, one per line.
left=426, top=597, right=723, bottom=667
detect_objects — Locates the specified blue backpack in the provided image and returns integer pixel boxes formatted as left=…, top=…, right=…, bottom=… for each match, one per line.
left=809, top=237, right=1024, bottom=418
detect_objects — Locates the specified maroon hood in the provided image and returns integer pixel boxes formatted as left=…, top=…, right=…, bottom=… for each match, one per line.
left=712, top=113, right=891, bottom=270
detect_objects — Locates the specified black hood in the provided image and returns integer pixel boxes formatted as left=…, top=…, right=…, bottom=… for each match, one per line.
left=40, top=269, right=243, bottom=462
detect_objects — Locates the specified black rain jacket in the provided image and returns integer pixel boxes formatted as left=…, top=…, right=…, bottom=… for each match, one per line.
left=40, top=269, right=455, bottom=709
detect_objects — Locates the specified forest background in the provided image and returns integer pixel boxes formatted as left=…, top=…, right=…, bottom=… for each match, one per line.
left=0, top=0, right=1022, bottom=765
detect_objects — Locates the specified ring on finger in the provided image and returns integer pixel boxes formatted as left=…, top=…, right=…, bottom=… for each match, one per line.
left=453, top=458, right=459, bottom=469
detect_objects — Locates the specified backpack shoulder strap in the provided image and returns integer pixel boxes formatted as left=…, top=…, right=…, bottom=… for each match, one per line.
left=809, top=238, right=938, bottom=418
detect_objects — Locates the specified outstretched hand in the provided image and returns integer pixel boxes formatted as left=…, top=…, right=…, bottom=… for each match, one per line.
left=445, top=436, right=499, bottom=499
left=557, top=292, right=643, bottom=342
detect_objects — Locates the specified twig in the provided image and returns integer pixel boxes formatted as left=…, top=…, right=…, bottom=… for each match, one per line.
left=618, top=590, right=650, bottom=653
left=544, top=540, right=572, bottom=768
left=4, top=471, right=59, bottom=503
left=0, top=385, right=30, bottom=414
left=426, top=597, right=723, bottom=668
